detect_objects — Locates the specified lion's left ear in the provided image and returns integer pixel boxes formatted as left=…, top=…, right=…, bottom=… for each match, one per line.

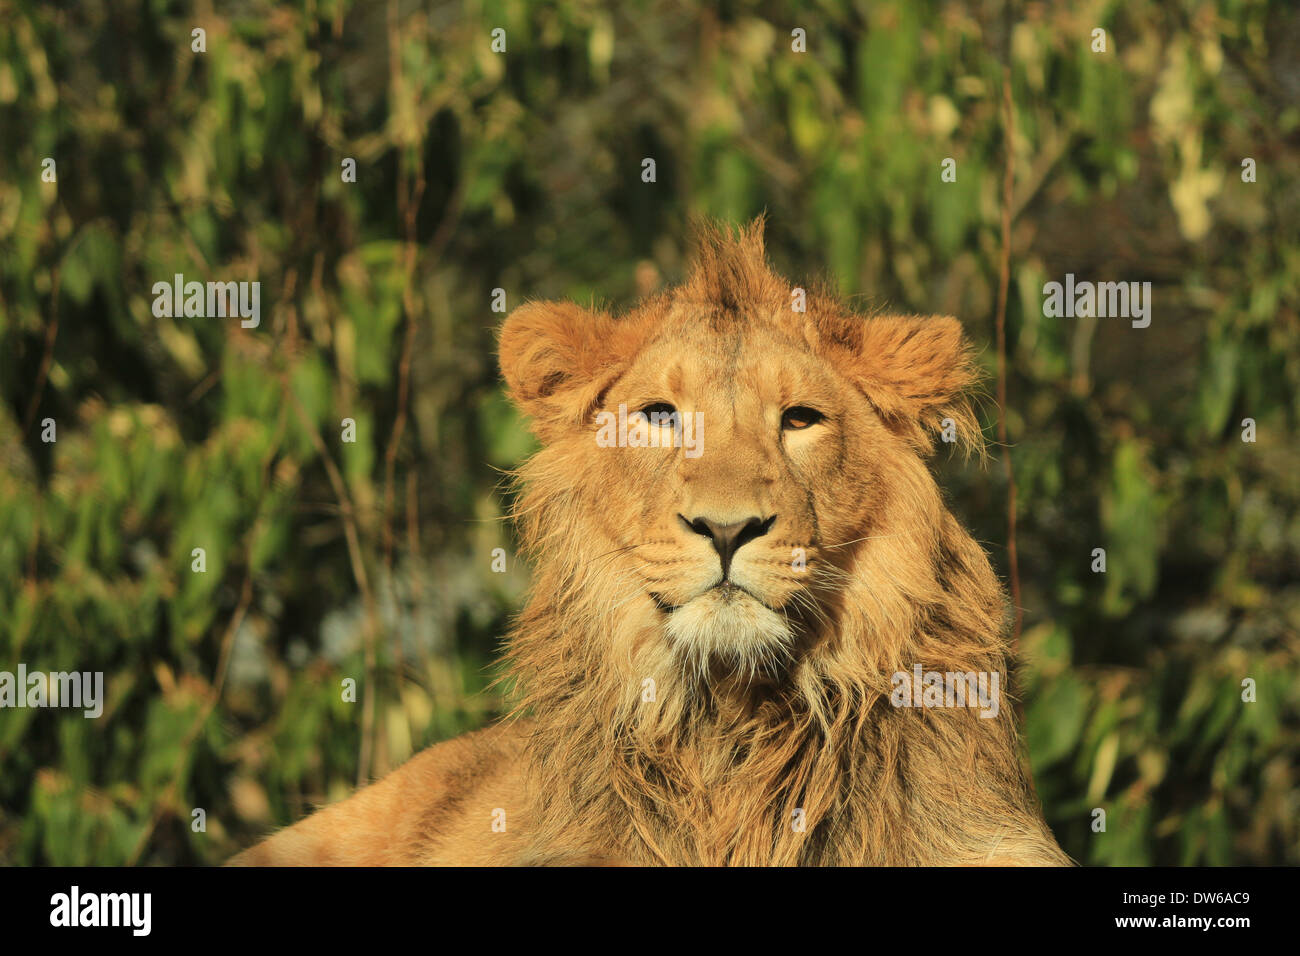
left=498, top=300, right=634, bottom=437
left=834, top=314, right=984, bottom=454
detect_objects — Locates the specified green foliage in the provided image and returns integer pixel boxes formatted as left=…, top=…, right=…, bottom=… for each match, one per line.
left=1, top=0, right=1297, bottom=865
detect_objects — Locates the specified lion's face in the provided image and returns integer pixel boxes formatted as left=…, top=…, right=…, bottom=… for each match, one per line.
left=596, top=320, right=885, bottom=673
left=500, top=224, right=980, bottom=679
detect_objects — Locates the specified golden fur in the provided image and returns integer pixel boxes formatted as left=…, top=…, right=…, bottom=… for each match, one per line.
left=232, top=219, right=1070, bottom=866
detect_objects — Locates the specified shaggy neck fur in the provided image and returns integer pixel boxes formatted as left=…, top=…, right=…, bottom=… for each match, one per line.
left=505, top=445, right=1061, bottom=866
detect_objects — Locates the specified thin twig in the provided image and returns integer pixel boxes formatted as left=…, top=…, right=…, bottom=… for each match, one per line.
left=280, top=264, right=381, bottom=788
left=286, top=379, right=381, bottom=788
left=382, top=0, right=424, bottom=575
left=381, top=0, right=432, bottom=767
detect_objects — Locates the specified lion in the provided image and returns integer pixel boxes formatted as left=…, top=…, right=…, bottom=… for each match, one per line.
left=231, top=218, right=1070, bottom=866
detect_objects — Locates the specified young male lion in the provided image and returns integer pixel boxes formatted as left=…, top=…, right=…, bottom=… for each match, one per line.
left=233, top=219, right=1070, bottom=866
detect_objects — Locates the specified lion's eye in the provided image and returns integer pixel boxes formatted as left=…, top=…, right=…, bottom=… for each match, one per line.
left=782, top=406, right=825, bottom=431
left=638, top=402, right=679, bottom=425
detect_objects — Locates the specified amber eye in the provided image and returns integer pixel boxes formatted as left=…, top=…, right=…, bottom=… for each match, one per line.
left=638, top=402, right=679, bottom=425
left=782, top=406, right=825, bottom=430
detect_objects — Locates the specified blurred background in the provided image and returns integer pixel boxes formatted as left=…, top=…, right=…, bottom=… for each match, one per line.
left=1, top=0, right=1297, bottom=865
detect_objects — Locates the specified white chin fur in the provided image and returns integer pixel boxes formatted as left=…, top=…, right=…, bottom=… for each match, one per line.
left=663, top=588, right=794, bottom=679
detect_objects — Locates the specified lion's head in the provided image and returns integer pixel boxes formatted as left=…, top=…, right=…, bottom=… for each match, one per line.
left=497, top=219, right=1060, bottom=865
left=500, top=219, right=984, bottom=682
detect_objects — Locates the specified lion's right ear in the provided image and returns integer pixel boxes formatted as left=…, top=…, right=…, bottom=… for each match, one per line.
left=823, top=313, right=986, bottom=457
left=498, top=300, right=630, bottom=435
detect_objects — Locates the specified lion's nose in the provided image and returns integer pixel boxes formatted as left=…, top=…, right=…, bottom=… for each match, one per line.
left=680, top=514, right=775, bottom=578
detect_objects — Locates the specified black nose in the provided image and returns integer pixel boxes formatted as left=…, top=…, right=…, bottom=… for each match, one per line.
left=681, top=515, right=775, bottom=578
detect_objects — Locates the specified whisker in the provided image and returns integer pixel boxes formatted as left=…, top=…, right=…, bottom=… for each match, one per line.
left=821, top=528, right=921, bottom=550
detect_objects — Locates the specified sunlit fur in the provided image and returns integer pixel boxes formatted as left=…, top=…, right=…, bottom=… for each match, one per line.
left=232, top=218, right=1069, bottom=866
left=501, top=218, right=1069, bottom=865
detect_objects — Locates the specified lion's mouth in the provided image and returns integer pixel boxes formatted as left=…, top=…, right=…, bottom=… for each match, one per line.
left=650, top=582, right=771, bottom=614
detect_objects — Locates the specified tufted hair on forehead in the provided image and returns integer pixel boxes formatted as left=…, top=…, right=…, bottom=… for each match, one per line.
left=678, top=215, right=787, bottom=318
left=664, top=217, right=987, bottom=458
